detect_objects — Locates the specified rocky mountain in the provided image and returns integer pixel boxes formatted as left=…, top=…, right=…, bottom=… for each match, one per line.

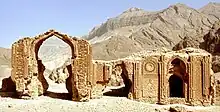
left=199, top=2, right=220, bottom=19
left=173, top=20, right=220, bottom=51
left=87, top=3, right=220, bottom=60
left=204, top=20, right=220, bottom=73
left=173, top=20, right=220, bottom=73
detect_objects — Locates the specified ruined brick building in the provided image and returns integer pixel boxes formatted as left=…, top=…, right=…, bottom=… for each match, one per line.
left=9, top=30, right=215, bottom=106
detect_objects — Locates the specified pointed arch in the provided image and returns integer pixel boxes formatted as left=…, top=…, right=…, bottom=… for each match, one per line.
left=32, top=30, right=78, bottom=60
left=167, top=57, right=188, bottom=98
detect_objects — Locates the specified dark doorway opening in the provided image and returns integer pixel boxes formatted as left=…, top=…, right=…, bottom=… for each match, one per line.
left=169, top=75, right=184, bottom=98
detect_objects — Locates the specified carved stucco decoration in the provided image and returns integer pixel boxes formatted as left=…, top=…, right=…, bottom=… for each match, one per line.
left=142, top=57, right=158, bottom=74
left=145, top=62, right=155, bottom=72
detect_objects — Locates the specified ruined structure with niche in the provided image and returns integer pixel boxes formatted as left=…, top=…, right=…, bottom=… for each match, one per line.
left=8, top=30, right=215, bottom=106
left=93, top=47, right=215, bottom=106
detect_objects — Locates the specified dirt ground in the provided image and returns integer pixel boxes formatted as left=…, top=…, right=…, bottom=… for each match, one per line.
left=0, top=95, right=219, bottom=112
left=0, top=77, right=220, bottom=112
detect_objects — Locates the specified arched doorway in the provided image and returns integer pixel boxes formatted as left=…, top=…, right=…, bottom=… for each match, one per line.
left=169, top=75, right=184, bottom=97
left=38, top=36, right=71, bottom=96
left=168, top=58, right=187, bottom=98
left=11, top=30, right=93, bottom=101
left=33, top=33, right=76, bottom=99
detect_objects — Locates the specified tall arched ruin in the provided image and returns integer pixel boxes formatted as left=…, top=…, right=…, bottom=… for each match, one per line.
left=8, top=30, right=215, bottom=106
left=11, top=29, right=93, bottom=101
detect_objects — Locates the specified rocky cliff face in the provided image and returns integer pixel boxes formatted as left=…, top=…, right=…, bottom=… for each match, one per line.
left=203, top=20, right=220, bottom=54
left=87, top=3, right=220, bottom=60
left=204, top=20, right=220, bottom=73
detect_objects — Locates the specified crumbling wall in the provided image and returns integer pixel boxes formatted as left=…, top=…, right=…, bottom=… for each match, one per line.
left=91, top=60, right=136, bottom=98
left=11, top=37, right=38, bottom=97
left=9, top=33, right=215, bottom=106
left=186, top=55, right=213, bottom=106
left=10, top=30, right=93, bottom=101
left=71, top=39, right=93, bottom=101
left=90, top=61, right=111, bottom=99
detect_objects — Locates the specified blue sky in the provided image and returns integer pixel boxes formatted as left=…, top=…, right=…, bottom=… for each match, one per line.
left=0, top=0, right=219, bottom=48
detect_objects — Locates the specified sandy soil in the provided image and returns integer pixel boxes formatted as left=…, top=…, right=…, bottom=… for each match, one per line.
left=0, top=96, right=220, bottom=112
left=0, top=77, right=220, bottom=112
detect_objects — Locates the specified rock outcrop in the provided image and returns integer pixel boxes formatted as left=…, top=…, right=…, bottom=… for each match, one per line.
left=49, top=59, right=71, bottom=84
left=172, top=36, right=200, bottom=51
left=213, top=56, right=220, bottom=73
left=203, top=20, right=220, bottom=54
left=173, top=20, right=220, bottom=72
left=204, top=20, right=220, bottom=73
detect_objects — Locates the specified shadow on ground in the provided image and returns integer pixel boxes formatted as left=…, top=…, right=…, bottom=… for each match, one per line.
left=103, top=87, right=129, bottom=97
left=43, top=91, right=71, bottom=100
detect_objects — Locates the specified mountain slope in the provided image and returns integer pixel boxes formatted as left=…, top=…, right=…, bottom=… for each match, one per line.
left=0, top=47, right=11, bottom=78
left=199, top=2, right=220, bottom=19
left=0, top=47, right=11, bottom=66
left=173, top=20, right=220, bottom=73
left=87, top=3, right=220, bottom=60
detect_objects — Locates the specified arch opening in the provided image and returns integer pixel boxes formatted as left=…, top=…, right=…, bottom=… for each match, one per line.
left=168, top=58, right=187, bottom=98
left=36, top=35, right=73, bottom=99
left=103, top=62, right=132, bottom=97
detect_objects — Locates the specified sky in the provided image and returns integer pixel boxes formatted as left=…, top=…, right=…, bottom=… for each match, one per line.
left=0, top=0, right=219, bottom=48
